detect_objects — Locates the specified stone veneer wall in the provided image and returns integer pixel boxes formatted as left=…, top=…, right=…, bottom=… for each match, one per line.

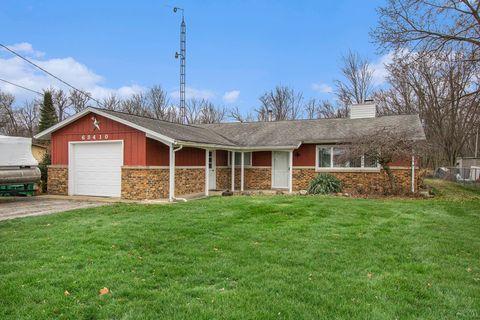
left=216, top=167, right=231, bottom=190
left=244, top=167, right=271, bottom=190
left=215, top=167, right=272, bottom=190
left=47, top=165, right=68, bottom=195
left=50, top=164, right=420, bottom=199
left=122, top=167, right=206, bottom=200
left=292, top=168, right=422, bottom=194
left=121, top=167, right=169, bottom=200
left=175, top=168, right=205, bottom=196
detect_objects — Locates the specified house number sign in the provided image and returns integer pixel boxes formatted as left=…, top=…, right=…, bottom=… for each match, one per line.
left=81, top=134, right=109, bottom=141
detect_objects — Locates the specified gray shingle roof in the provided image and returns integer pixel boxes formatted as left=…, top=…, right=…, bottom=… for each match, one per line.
left=99, top=109, right=236, bottom=146
left=196, top=114, right=426, bottom=148
left=98, top=109, right=425, bottom=149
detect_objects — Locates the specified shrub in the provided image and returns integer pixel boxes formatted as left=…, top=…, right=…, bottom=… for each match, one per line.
left=38, top=152, right=51, bottom=193
left=307, top=173, right=342, bottom=195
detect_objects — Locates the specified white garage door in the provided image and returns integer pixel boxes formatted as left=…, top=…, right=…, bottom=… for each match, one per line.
left=70, top=142, right=123, bottom=197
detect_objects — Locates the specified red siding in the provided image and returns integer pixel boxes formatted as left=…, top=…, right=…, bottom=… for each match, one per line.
left=176, top=147, right=206, bottom=166
left=216, top=150, right=228, bottom=166
left=293, top=144, right=316, bottom=166
left=145, top=141, right=206, bottom=166
left=252, top=151, right=271, bottom=166
left=51, top=112, right=146, bottom=166
left=146, top=138, right=169, bottom=166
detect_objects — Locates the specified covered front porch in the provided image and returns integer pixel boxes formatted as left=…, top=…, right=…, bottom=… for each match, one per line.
left=201, top=149, right=295, bottom=196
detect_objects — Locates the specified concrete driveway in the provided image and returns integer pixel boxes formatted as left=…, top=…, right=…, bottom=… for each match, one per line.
left=0, top=196, right=108, bottom=221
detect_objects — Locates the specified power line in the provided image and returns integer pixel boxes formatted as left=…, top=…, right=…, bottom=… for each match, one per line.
left=0, top=78, right=43, bottom=95
left=0, top=43, right=103, bottom=106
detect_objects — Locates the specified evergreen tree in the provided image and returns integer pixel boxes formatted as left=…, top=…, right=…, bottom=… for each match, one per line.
left=38, top=91, right=58, bottom=132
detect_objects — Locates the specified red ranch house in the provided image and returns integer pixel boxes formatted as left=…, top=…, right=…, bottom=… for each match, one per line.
left=35, top=103, right=425, bottom=201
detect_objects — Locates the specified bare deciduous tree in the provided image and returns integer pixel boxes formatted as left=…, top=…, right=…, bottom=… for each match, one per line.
left=17, top=101, right=39, bottom=137
left=334, top=51, right=374, bottom=109
left=121, top=93, right=150, bottom=117
left=376, top=49, right=480, bottom=166
left=147, top=86, right=170, bottom=120
left=304, top=99, right=320, bottom=119
left=185, top=99, right=226, bottom=124
left=257, top=86, right=303, bottom=121
left=0, top=91, right=18, bottom=135
left=185, top=98, right=202, bottom=124
left=69, top=90, right=91, bottom=113
left=342, top=126, right=425, bottom=194
left=228, top=106, right=254, bottom=123
left=199, top=101, right=226, bottom=124
left=102, top=94, right=122, bottom=111
left=52, top=89, right=70, bottom=121
left=373, top=0, right=480, bottom=61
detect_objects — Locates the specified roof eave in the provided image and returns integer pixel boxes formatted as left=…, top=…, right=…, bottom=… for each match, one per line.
left=34, top=107, right=176, bottom=145
left=175, top=140, right=300, bottom=151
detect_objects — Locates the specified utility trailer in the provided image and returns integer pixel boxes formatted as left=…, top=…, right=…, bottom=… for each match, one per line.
left=0, top=135, right=41, bottom=196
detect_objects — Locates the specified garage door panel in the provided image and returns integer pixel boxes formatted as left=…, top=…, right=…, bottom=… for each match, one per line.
left=70, top=142, right=123, bottom=197
left=75, top=158, right=122, bottom=167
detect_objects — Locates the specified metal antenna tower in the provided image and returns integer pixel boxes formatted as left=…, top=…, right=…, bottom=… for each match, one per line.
left=174, top=7, right=186, bottom=124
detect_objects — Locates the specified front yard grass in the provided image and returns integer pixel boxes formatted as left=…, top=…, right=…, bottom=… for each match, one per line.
left=1, top=181, right=479, bottom=319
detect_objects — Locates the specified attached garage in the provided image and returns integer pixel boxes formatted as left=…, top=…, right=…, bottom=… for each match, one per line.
left=68, top=141, right=123, bottom=197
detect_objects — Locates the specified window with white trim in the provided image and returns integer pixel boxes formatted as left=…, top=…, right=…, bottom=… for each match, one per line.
left=228, top=152, right=252, bottom=167
left=316, top=146, right=378, bottom=170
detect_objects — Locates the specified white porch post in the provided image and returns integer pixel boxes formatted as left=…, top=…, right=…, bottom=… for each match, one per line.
left=288, top=150, right=293, bottom=193
left=205, top=149, right=209, bottom=196
left=231, top=151, right=235, bottom=192
left=411, top=155, right=415, bottom=193
left=169, top=144, right=175, bottom=202
left=241, top=152, right=244, bottom=192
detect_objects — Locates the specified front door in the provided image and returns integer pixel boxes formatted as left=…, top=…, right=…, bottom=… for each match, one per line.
left=208, top=150, right=216, bottom=190
left=272, top=151, right=289, bottom=189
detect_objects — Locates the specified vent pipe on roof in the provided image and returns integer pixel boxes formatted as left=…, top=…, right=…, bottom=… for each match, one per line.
left=350, top=101, right=376, bottom=119
left=267, top=109, right=273, bottom=122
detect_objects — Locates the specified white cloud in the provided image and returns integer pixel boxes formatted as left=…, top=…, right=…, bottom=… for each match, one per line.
left=370, top=51, right=394, bottom=86
left=0, top=43, right=144, bottom=103
left=312, top=83, right=333, bottom=93
left=222, top=90, right=240, bottom=103
left=3, top=42, right=45, bottom=58
left=170, top=87, right=215, bottom=100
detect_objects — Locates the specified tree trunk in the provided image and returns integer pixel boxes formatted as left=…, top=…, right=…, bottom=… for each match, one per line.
left=382, top=164, right=397, bottom=194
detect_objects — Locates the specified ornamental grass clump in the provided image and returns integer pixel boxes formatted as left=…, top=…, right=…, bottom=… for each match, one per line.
left=307, top=173, right=342, bottom=194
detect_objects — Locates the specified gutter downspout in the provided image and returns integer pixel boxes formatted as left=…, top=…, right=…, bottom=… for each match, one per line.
left=169, top=144, right=187, bottom=202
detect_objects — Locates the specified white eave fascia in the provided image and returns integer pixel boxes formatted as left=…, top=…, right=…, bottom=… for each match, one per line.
left=34, top=108, right=92, bottom=140
left=34, top=107, right=176, bottom=145
left=175, top=140, right=301, bottom=151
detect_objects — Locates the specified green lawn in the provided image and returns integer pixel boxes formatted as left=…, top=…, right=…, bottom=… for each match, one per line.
left=1, top=182, right=479, bottom=319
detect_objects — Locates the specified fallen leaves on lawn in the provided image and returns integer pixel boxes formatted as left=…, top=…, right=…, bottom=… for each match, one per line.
left=99, top=287, right=109, bottom=295
left=466, top=267, right=472, bottom=272
left=64, top=290, right=70, bottom=297
left=367, top=272, right=373, bottom=280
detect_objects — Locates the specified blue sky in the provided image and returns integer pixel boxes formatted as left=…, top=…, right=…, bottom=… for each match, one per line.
left=1, top=0, right=389, bottom=112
